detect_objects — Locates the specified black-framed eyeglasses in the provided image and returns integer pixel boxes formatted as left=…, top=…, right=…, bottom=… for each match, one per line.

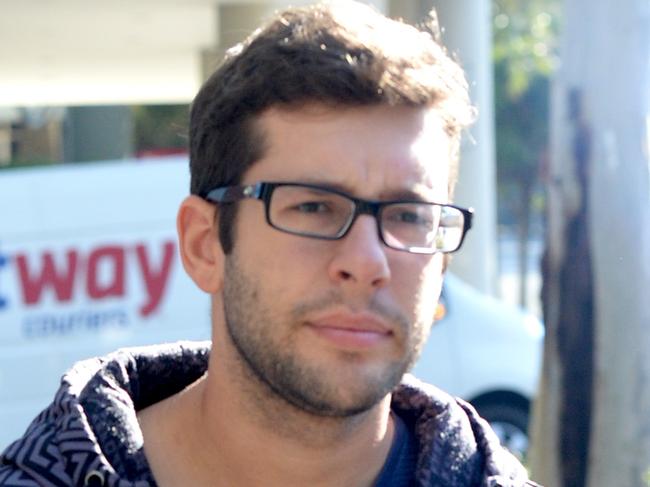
left=202, top=181, right=473, bottom=254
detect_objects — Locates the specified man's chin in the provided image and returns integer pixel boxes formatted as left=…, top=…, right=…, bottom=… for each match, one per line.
left=282, top=390, right=390, bottom=418
left=275, top=363, right=407, bottom=418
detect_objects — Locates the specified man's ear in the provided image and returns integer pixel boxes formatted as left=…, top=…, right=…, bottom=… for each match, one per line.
left=177, top=195, right=225, bottom=293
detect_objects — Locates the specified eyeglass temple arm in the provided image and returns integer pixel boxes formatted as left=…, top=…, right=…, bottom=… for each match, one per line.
left=204, top=184, right=262, bottom=203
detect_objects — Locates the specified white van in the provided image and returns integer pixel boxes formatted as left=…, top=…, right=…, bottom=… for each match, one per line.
left=414, top=273, right=543, bottom=456
left=0, top=157, right=543, bottom=456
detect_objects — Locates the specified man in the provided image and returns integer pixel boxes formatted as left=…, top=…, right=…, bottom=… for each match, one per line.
left=0, top=2, right=537, bottom=486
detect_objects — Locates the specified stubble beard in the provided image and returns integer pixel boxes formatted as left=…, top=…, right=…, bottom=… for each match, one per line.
left=222, top=255, right=430, bottom=418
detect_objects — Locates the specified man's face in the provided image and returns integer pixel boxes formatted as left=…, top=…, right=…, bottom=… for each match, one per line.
left=221, top=104, right=452, bottom=417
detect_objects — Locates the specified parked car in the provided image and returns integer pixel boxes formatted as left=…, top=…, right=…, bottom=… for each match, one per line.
left=412, top=272, right=544, bottom=458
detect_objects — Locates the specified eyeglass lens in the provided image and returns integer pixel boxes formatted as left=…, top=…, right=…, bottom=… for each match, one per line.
left=267, top=184, right=465, bottom=252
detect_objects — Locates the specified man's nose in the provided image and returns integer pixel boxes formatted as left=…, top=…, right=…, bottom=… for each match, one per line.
left=327, top=214, right=391, bottom=290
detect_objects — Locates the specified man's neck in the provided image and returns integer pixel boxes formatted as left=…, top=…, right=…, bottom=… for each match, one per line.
left=138, top=349, right=396, bottom=487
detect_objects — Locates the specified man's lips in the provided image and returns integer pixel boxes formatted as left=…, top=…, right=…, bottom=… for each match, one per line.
left=305, top=312, right=394, bottom=349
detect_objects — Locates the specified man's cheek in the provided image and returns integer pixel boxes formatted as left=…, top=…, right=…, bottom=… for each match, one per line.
left=414, top=264, right=444, bottom=321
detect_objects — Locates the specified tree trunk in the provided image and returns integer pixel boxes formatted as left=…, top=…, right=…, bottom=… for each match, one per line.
left=529, top=1, right=650, bottom=486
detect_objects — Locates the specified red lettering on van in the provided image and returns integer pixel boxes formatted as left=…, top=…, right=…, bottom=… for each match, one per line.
left=14, top=241, right=175, bottom=317
left=16, top=250, right=78, bottom=304
left=135, top=241, right=175, bottom=317
left=87, top=246, right=125, bottom=299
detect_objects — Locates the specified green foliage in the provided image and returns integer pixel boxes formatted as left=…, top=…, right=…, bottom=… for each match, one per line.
left=132, top=104, right=190, bottom=153
left=493, top=0, right=560, bottom=228
left=493, top=0, right=561, bottom=98
left=1, top=155, right=58, bottom=170
left=495, top=66, right=549, bottom=182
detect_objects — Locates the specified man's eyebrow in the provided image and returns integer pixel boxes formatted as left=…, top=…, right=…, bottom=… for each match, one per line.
left=289, top=177, right=436, bottom=202
left=377, top=188, right=433, bottom=201
left=287, top=178, right=355, bottom=195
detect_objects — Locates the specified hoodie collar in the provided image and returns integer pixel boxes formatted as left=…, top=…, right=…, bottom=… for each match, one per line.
left=2, top=342, right=532, bottom=487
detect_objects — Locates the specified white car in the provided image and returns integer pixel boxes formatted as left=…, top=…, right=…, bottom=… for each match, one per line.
left=412, top=273, right=544, bottom=457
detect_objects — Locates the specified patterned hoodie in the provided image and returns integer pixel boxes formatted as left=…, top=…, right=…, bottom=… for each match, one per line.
left=0, top=342, right=538, bottom=487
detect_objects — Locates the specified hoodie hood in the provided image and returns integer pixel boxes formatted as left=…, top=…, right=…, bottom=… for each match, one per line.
left=392, top=376, right=533, bottom=486
left=0, top=342, right=535, bottom=487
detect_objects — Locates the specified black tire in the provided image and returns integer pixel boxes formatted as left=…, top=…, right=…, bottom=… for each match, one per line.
left=473, top=401, right=530, bottom=460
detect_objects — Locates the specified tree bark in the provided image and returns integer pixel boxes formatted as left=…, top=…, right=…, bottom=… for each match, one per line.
left=529, top=1, right=650, bottom=486
left=585, top=2, right=650, bottom=485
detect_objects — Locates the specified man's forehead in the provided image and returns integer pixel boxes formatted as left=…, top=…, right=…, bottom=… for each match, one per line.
left=297, top=168, right=447, bottom=201
left=254, top=103, right=452, bottom=159
left=257, top=102, right=445, bottom=127
left=248, top=103, right=452, bottom=199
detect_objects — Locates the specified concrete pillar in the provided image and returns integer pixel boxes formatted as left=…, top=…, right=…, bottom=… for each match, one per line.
left=0, top=128, right=10, bottom=166
left=390, top=0, right=498, bottom=295
left=62, top=106, right=133, bottom=163
left=0, top=109, right=18, bottom=166
left=201, top=4, right=275, bottom=82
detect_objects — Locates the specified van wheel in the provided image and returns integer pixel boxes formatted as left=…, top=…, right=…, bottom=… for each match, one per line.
left=473, top=401, right=530, bottom=461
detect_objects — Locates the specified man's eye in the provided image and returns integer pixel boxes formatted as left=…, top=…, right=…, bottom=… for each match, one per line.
left=398, top=212, right=419, bottom=223
left=392, top=211, right=428, bottom=224
left=293, top=201, right=330, bottom=213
